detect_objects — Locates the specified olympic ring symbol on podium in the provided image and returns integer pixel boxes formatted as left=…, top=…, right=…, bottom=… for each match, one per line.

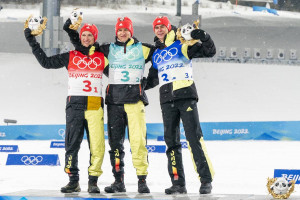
left=21, top=156, right=43, bottom=165
left=111, top=47, right=140, bottom=60
left=146, top=145, right=156, bottom=152
left=58, top=129, right=65, bottom=139
left=154, top=47, right=178, bottom=64
left=73, top=56, right=102, bottom=70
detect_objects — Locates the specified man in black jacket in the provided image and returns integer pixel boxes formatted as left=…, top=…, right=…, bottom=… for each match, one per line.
left=24, top=19, right=107, bottom=193
left=146, top=16, right=216, bottom=195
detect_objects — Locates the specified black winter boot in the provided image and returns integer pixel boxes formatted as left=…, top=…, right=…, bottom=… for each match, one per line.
left=104, top=178, right=126, bottom=193
left=61, top=181, right=81, bottom=193
left=88, top=181, right=100, bottom=193
left=165, top=185, right=187, bottom=194
left=200, top=182, right=212, bottom=194
left=138, top=179, right=150, bottom=193
left=88, top=176, right=100, bottom=193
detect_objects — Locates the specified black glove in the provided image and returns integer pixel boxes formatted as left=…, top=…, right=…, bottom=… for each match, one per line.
left=141, top=77, right=147, bottom=90
left=24, top=28, right=37, bottom=47
left=191, top=29, right=208, bottom=41
left=63, top=18, right=72, bottom=32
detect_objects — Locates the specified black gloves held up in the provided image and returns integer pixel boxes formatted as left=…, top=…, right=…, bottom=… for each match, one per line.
left=63, top=18, right=72, bottom=32
left=24, top=28, right=37, bottom=47
left=191, top=29, right=208, bottom=41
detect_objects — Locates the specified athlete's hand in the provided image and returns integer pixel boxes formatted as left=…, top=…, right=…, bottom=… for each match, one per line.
left=191, top=29, right=208, bottom=41
left=63, top=18, right=72, bottom=32
left=24, top=28, right=37, bottom=47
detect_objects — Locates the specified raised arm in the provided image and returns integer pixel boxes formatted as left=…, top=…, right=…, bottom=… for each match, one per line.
left=63, top=18, right=81, bottom=50
left=24, top=28, right=68, bottom=69
left=187, top=29, right=216, bottom=59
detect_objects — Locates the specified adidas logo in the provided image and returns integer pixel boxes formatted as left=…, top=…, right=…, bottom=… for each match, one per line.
left=119, top=23, right=123, bottom=26
left=157, top=20, right=161, bottom=23
left=186, top=107, right=193, bottom=112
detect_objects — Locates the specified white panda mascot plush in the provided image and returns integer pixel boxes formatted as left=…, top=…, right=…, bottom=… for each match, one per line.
left=24, top=14, right=47, bottom=36
left=176, top=20, right=200, bottom=46
left=69, top=8, right=83, bottom=30
left=267, top=177, right=295, bottom=199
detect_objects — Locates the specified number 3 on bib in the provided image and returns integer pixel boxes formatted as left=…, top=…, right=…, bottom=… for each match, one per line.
left=121, top=71, right=130, bottom=82
left=83, top=80, right=98, bottom=93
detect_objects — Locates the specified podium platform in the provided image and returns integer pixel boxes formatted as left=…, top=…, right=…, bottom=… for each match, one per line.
left=1, top=189, right=297, bottom=200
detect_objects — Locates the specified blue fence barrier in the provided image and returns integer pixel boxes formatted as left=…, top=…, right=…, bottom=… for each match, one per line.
left=50, top=141, right=65, bottom=148
left=146, top=145, right=166, bottom=153
left=1, top=121, right=300, bottom=141
left=181, top=141, right=188, bottom=148
left=6, top=154, right=60, bottom=166
left=0, top=145, right=19, bottom=152
left=274, top=169, right=300, bottom=184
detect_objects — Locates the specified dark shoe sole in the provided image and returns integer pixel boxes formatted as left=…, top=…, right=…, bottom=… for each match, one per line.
left=61, top=187, right=81, bottom=193
left=104, top=188, right=126, bottom=193
left=88, top=189, right=100, bottom=193
left=138, top=189, right=150, bottom=194
left=200, top=185, right=212, bottom=194
left=165, top=190, right=187, bottom=195
left=200, top=190, right=212, bottom=194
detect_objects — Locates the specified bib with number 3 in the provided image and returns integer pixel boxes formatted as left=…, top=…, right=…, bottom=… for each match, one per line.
left=68, top=51, right=105, bottom=96
left=108, top=42, right=145, bottom=85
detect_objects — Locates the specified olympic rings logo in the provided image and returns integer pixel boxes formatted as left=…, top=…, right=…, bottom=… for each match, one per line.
left=72, top=56, right=102, bottom=70
left=154, top=47, right=178, bottom=64
left=181, top=142, right=188, bottom=148
left=111, top=47, right=140, bottom=61
left=21, top=156, right=43, bottom=165
left=58, top=129, right=65, bottom=139
left=146, top=145, right=156, bottom=152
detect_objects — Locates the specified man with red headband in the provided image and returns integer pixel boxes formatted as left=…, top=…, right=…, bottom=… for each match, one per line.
left=64, top=16, right=155, bottom=194
left=24, top=21, right=108, bottom=193
left=145, top=16, right=216, bottom=195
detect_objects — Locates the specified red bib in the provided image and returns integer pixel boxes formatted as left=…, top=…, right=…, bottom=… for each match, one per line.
left=68, top=50, right=105, bottom=97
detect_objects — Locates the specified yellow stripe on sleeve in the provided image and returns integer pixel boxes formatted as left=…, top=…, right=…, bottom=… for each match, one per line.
left=104, top=56, right=109, bottom=67
left=142, top=46, right=151, bottom=60
left=181, top=43, right=190, bottom=60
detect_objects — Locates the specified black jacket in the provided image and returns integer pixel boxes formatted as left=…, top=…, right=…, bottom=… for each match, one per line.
left=145, top=26, right=216, bottom=104
left=64, top=20, right=155, bottom=106
left=24, top=28, right=104, bottom=110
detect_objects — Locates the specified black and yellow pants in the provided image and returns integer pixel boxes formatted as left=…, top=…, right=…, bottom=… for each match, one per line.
left=64, top=101, right=105, bottom=181
left=161, top=99, right=214, bottom=186
left=107, top=100, right=148, bottom=179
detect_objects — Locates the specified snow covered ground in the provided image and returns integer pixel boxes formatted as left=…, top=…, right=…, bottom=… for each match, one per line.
left=1, top=140, right=300, bottom=196
left=1, top=0, right=300, bottom=198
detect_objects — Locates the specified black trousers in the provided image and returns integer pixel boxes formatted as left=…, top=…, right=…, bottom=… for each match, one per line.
left=161, top=99, right=214, bottom=186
